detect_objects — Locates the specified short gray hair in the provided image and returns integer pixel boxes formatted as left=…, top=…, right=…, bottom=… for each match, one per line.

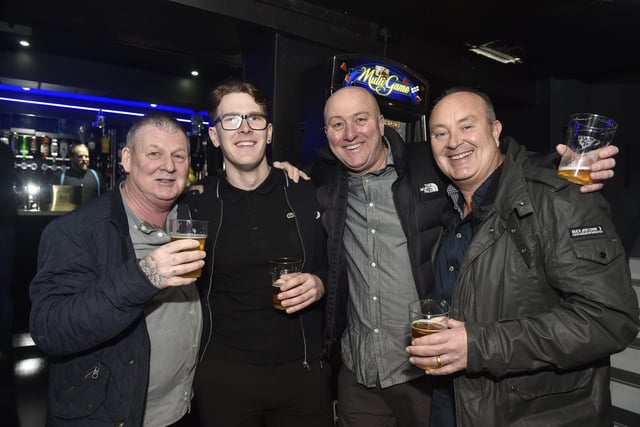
left=126, top=112, right=188, bottom=150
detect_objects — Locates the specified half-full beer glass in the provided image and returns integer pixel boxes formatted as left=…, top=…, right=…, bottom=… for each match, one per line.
left=409, top=299, right=450, bottom=370
left=557, top=113, right=617, bottom=185
left=269, top=257, right=302, bottom=310
left=167, top=219, right=208, bottom=278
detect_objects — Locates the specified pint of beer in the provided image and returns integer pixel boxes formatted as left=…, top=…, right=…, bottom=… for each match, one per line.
left=269, top=257, right=302, bottom=310
left=557, top=113, right=617, bottom=185
left=167, top=219, right=208, bottom=278
left=557, top=164, right=593, bottom=185
left=408, top=299, right=450, bottom=370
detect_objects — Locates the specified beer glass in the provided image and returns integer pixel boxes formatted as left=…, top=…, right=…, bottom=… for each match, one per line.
left=269, top=257, right=302, bottom=310
left=167, top=219, right=208, bottom=278
left=557, top=113, right=617, bottom=185
left=408, top=299, right=450, bottom=370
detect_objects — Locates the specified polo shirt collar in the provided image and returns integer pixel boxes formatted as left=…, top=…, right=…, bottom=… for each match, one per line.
left=219, top=166, right=281, bottom=202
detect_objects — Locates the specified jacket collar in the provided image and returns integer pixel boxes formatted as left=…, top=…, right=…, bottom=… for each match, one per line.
left=493, top=137, right=535, bottom=219
left=219, top=167, right=290, bottom=203
left=110, top=182, right=130, bottom=234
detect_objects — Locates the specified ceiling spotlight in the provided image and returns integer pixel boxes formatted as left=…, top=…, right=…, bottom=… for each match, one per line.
left=191, top=70, right=199, bottom=77
left=19, top=40, right=30, bottom=47
left=468, top=42, right=522, bottom=64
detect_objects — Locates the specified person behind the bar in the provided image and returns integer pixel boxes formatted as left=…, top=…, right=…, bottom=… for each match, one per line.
left=406, top=87, right=640, bottom=427
left=58, top=142, right=102, bottom=203
left=304, top=85, right=620, bottom=427
left=30, top=112, right=206, bottom=426
left=187, top=78, right=333, bottom=426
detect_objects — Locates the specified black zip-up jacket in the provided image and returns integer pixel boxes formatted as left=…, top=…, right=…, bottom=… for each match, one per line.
left=187, top=169, right=327, bottom=365
left=311, top=126, right=450, bottom=357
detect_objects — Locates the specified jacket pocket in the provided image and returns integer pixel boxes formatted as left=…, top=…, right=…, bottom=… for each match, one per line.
left=52, top=363, right=109, bottom=419
left=507, top=367, right=593, bottom=400
left=572, top=238, right=623, bottom=266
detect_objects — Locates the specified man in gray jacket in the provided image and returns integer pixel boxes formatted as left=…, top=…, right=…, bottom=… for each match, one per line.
left=407, top=87, right=640, bottom=426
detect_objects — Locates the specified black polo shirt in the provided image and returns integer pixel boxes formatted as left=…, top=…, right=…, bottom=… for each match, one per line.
left=209, top=168, right=305, bottom=365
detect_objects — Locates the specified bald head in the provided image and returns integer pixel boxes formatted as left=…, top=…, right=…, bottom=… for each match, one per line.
left=324, top=86, right=381, bottom=124
left=70, top=143, right=90, bottom=172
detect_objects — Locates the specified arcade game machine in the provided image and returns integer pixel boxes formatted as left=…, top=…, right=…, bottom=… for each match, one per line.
left=299, top=53, right=430, bottom=165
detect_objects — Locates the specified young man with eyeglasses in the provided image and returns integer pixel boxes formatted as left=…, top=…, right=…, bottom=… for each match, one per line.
left=185, top=79, right=334, bottom=426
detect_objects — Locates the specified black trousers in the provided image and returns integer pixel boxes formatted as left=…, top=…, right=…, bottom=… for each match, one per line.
left=167, top=403, right=202, bottom=427
left=337, top=365, right=432, bottom=427
left=195, top=357, right=334, bottom=427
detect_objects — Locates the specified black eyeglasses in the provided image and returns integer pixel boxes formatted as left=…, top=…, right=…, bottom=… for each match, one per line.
left=211, top=114, right=268, bottom=130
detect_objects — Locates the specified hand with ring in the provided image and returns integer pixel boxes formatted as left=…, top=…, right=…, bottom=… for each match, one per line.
left=406, top=318, right=468, bottom=375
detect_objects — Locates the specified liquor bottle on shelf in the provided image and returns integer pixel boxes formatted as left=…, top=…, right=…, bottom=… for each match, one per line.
left=40, top=135, right=51, bottom=158
left=19, top=135, right=29, bottom=158
left=28, top=135, right=39, bottom=158
left=94, top=109, right=105, bottom=130
left=50, top=138, right=59, bottom=158
left=87, top=132, right=96, bottom=153
left=100, top=130, right=110, bottom=178
left=59, top=139, right=69, bottom=159
left=9, top=132, right=17, bottom=155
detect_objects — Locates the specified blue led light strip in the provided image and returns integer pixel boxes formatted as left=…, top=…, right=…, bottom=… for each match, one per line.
left=0, top=96, right=145, bottom=117
left=0, top=83, right=209, bottom=123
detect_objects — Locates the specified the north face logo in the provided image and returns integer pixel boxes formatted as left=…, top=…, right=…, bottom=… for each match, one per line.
left=419, top=183, right=439, bottom=194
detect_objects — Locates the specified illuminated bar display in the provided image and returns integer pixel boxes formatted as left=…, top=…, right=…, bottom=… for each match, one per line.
left=0, top=83, right=209, bottom=212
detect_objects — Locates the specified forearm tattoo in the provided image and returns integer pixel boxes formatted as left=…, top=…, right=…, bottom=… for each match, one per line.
left=138, top=255, right=162, bottom=288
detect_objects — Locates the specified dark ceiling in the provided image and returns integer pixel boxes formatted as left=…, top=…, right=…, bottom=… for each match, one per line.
left=304, top=0, right=640, bottom=83
left=1, top=0, right=639, bottom=98
left=0, top=1, right=246, bottom=82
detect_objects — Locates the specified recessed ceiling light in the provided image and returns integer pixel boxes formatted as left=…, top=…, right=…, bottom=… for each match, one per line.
left=191, top=70, right=199, bottom=77
left=150, top=103, right=157, bottom=108
left=19, top=40, right=30, bottom=47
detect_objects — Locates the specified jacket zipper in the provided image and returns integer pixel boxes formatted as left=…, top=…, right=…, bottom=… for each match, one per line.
left=283, top=174, right=311, bottom=371
left=199, top=181, right=223, bottom=363
left=63, top=364, right=101, bottom=395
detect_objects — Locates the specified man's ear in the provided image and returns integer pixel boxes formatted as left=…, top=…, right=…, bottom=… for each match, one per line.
left=492, top=120, right=503, bottom=147
left=121, top=146, right=131, bottom=173
left=208, top=127, right=220, bottom=148
left=266, top=123, right=273, bottom=144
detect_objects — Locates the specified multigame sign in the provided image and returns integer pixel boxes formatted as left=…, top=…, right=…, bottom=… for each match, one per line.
left=331, top=55, right=428, bottom=110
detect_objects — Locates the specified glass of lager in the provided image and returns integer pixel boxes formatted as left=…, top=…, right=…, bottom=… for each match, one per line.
left=167, top=219, right=208, bottom=278
left=557, top=113, right=617, bottom=185
left=409, top=299, right=451, bottom=371
left=269, top=257, right=302, bottom=310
